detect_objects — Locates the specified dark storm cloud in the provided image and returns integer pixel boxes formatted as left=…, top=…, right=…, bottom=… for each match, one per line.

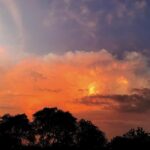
left=78, top=88, right=150, bottom=113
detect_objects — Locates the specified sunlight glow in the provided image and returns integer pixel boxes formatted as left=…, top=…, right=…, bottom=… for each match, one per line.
left=88, top=83, right=97, bottom=95
left=117, top=76, right=129, bottom=85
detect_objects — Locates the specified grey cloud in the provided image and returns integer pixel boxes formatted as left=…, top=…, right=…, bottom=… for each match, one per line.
left=78, top=88, right=150, bottom=113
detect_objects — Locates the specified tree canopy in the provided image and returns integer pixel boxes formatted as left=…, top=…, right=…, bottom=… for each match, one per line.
left=0, top=107, right=149, bottom=150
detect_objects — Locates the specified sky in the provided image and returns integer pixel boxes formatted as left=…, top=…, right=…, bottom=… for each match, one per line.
left=0, top=0, right=150, bottom=138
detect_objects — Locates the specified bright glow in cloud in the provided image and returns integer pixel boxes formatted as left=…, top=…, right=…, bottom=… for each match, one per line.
left=0, top=49, right=149, bottom=113
left=0, top=0, right=150, bottom=138
left=0, top=49, right=150, bottom=137
left=88, top=83, right=97, bottom=95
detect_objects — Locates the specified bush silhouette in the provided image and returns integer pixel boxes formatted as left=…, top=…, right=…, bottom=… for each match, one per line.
left=109, top=127, right=150, bottom=150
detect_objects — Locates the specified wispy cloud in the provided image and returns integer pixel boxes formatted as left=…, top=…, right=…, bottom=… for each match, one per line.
left=2, top=0, right=25, bottom=50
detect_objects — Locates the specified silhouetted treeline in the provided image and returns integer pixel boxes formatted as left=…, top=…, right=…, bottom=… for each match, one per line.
left=0, top=107, right=150, bottom=150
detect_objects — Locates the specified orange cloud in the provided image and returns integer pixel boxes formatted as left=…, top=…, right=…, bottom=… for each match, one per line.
left=0, top=50, right=149, bottom=116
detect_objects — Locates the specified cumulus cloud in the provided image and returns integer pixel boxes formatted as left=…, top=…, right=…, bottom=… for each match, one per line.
left=0, top=48, right=150, bottom=137
left=0, top=49, right=149, bottom=116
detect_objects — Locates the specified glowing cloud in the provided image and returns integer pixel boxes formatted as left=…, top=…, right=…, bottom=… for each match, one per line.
left=0, top=49, right=149, bottom=115
left=0, top=49, right=150, bottom=137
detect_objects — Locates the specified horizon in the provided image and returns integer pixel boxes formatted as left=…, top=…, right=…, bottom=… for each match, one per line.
left=0, top=0, right=150, bottom=138
left=0, top=106, right=150, bottom=140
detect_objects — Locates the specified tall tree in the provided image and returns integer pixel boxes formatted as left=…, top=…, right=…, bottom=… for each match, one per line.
left=32, top=107, right=77, bottom=147
left=76, top=119, right=107, bottom=150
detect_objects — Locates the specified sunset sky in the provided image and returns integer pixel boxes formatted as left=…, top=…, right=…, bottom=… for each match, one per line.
left=0, top=0, right=150, bottom=138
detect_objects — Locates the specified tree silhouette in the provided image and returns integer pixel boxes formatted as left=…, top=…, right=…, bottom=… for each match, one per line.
left=110, top=127, right=150, bottom=150
left=32, top=107, right=77, bottom=148
left=0, top=114, right=34, bottom=149
left=123, top=127, right=149, bottom=139
left=0, top=107, right=150, bottom=150
left=76, top=119, right=107, bottom=150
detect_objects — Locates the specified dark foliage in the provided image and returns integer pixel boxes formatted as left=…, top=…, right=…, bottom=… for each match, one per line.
left=109, top=127, right=150, bottom=150
left=0, top=107, right=149, bottom=150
